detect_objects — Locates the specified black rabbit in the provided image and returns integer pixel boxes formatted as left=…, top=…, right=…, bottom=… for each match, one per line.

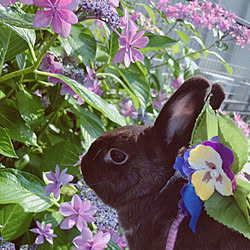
left=81, top=76, right=250, bottom=250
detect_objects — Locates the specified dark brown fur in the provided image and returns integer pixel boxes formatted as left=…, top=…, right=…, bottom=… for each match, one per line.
left=81, top=76, right=250, bottom=249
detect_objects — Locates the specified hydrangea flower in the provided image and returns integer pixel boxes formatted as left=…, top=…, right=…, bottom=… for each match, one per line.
left=45, top=165, right=73, bottom=199
left=30, top=221, right=57, bottom=245
left=59, top=194, right=97, bottom=231
left=73, top=227, right=110, bottom=250
left=174, top=136, right=235, bottom=232
left=0, top=0, right=33, bottom=7
left=33, top=0, right=79, bottom=38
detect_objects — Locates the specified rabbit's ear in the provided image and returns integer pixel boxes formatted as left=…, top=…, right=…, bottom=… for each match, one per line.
left=152, top=76, right=212, bottom=152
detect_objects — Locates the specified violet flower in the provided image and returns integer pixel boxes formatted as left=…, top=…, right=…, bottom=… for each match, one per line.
left=45, top=165, right=73, bottom=199
left=59, top=194, right=97, bottom=231
left=0, top=0, right=33, bottom=7
left=30, top=221, right=57, bottom=245
left=33, top=0, right=79, bottom=38
left=120, top=99, right=138, bottom=119
left=73, top=227, right=110, bottom=250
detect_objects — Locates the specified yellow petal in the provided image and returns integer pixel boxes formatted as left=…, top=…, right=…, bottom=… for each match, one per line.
left=188, top=145, right=222, bottom=171
left=191, top=170, right=215, bottom=201
left=214, top=171, right=233, bottom=196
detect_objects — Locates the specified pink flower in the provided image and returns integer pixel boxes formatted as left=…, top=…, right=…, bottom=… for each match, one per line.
left=234, top=112, right=249, bottom=137
left=0, top=0, right=33, bottom=7
left=171, top=76, right=182, bottom=89
left=110, top=0, right=119, bottom=14
left=30, top=221, right=57, bottom=245
left=59, top=194, right=97, bottom=231
left=73, top=155, right=83, bottom=167
left=33, top=0, right=79, bottom=38
left=73, top=227, right=110, bottom=250
left=113, top=29, right=149, bottom=67
left=120, top=99, right=138, bottom=119
left=156, top=0, right=170, bottom=12
left=45, top=165, right=73, bottom=199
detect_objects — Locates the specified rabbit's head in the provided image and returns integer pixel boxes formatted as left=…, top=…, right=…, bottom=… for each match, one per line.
left=81, top=76, right=225, bottom=209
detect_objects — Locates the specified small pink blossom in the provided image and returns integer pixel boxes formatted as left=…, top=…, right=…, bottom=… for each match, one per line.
left=45, top=165, right=73, bottom=199
left=30, top=221, right=57, bottom=245
left=120, top=99, right=138, bottom=119
left=73, top=227, right=110, bottom=250
left=234, top=112, right=249, bottom=137
left=33, top=0, right=79, bottom=38
left=59, top=194, right=97, bottom=231
left=171, top=76, right=182, bottom=89
left=73, top=155, right=83, bottom=167
left=110, top=0, right=119, bottom=14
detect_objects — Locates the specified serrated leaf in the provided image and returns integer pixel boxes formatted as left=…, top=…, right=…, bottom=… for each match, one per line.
left=0, top=103, right=37, bottom=145
left=191, top=98, right=218, bottom=145
left=0, top=203, right=33, bottom=241
left=0, top=5, right=34, bottom=28
left=234, top=179, right=250, bottom=225
left=218, top=114, right=248, bottom=174
left=0, top=126, right=18, bottom=158
left=204, top=192, right=250, bottom=240
left=0, top=168, right=53, bottom=212
left=54, top=74, right=126, bottom=126
left=140, top=34, right=177, bottom=52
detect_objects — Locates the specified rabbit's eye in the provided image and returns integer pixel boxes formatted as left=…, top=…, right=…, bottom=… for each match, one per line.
left=107, top=148, right=128, bottom=165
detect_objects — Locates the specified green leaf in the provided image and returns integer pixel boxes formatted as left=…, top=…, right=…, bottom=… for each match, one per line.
left=137, top=3, right=156, bottom=24
left=0, top=126, right=18, bottom=158
left=60, top=26, right=96, bottom=65
left=0, top=168, right=53, bottom=212
left=233, top=179, right=250, bottom=225
left=191, top=99, right=218, bottom=145
left=0, top=203, right=33, bottom=241
left=0, top=21, right=36, bottom=46
left=120, top=70, right=150, bottom=111
left=16, top=90, right=44, bottom=128
left=71, top=106, right=105, bottom=149
left=54, top=74, right=126, bottom=126
left=109, top=29, right=119, bottom=59
left=207, top=51, right=233, bottom=75
left=41, top=140, right=82, bottom=176
left=218, top=114, right=248, bottom=174
left=204, top=192, right=250, bottom=240
left=140, top=34, right=177, bottom=52
left=0, top=5, right=34, bottom=28
left=0, top=24, right=28, bottom=62
left=176, top=30, right=190, bottom=44
left=0, top=103, right=37, bottom=145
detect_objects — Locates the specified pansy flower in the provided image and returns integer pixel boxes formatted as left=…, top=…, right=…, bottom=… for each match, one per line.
left=174, top=136, right=235, bottom=232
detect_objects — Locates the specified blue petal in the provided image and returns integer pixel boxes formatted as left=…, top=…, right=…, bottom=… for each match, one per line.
left=173, top=156, right=186, bottom=178
left=210, top=136, right=219, bottom=143
left=181, top=183, right=203, bottom=233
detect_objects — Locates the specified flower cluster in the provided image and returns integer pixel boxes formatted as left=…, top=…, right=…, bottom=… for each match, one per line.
left=174, top=136, right=235, bottom=232
left=79, top=0, right=120, bottom=28
left=120, top=99, right=138, bottom=119
left=159, top=0, right=250, bottom=50
left=113, top=8, right=149, bottom=67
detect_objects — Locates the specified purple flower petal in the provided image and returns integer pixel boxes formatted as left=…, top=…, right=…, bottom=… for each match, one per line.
left=59, top=202, right=76, bottom=216
left=20, top=0, right=34, bottom=4
left=35, top=235, right=44, bottom=245
left=71, top=194, right=82, bottom=210
left=57, top=0, right=73, bottom=8
left=65, top=0, right=80, bottom=11
left=57, top=9, right=78, bottom=24
left=81, top=227, right=93, bottom=242
left=73, top=235, right=86, bottom=247
left=0, top=0, right=16, bottom=7
left=33, top=9, right=53, bottom=28
left=33, top=0, right=53, bottom=8
left=44, top=235, right=54, bottom=245
left=45, top=183, right=57, bottom=196
left=46, top=171, right=57, bottom=182
left=76, top=216, right=88, bottom=231
left=130, top=47, right=144, bottom=63
left=93, top=231, right=111, bottom=248
left=113, top=48, right=126, bottom=64
left=60, top=216, right=77, bottom=229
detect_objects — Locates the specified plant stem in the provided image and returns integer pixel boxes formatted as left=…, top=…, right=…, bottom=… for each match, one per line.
left=0, top=33, right=58, bottom=83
